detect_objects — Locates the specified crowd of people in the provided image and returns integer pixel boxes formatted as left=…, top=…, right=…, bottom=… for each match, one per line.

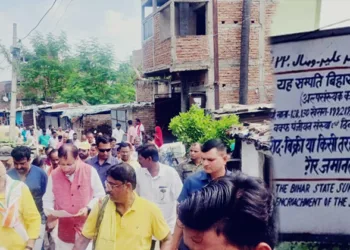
left=0, top=119, right=277, bottom=250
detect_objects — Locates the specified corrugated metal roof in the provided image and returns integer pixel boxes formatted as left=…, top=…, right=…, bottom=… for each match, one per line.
left=0, top=103, right=66, bottom=113
left=42, top=102, right=153, bottom=119
left=212, top=103, right=274, bottom=118
left=229, top=121, right=272, bottom=152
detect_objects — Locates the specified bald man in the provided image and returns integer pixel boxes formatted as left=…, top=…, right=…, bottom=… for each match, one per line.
left=43, top=144, right=105, bottom=249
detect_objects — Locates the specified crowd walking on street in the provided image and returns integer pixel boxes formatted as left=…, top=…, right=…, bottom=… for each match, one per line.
left=0, top=119, right=276, bottom=250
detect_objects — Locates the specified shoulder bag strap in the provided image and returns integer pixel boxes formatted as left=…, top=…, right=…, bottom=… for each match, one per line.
left=92, top=196, right=110, bottom=250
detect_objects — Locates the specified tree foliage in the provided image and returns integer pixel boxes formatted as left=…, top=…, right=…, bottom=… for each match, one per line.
left=19, top=33, right=136, bottom=105
left=169, top=105, right=240, bottom=149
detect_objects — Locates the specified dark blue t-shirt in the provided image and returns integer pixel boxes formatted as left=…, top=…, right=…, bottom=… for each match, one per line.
left=8, top=165, right=48, bottom=224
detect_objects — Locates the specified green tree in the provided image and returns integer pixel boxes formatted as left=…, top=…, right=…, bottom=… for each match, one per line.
left=59, top=39, right=135, bottom=104
left=169, top=105, right=240, bottom=149
left=19, top=34, right=136, bottom=105
left=20, top=32, right=71, bottom=104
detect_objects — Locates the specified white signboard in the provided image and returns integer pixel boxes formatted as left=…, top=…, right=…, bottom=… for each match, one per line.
left=272, top=33, right=350, bottom=235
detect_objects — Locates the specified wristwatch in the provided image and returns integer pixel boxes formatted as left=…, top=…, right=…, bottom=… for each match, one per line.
left=25, top=246, right=33, bottom=250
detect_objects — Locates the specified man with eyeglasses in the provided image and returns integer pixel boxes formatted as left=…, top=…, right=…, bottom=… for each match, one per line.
left=86, top=136, right=118, bottom=187
left=43, top=144, right=105, bottom=250
left=73, top=163, right=172, bottom=250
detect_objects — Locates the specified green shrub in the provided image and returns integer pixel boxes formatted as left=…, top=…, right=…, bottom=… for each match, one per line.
left=169, top=105, right=239, bottom=149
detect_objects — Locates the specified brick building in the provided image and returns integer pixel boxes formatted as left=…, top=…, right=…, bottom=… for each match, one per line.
left=137, top=0, right=276, bottom=140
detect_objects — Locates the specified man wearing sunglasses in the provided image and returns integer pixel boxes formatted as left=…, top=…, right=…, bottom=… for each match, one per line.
left=43, top=144, right=105, bottom=249
left=86, top=136, right=118, bottom=187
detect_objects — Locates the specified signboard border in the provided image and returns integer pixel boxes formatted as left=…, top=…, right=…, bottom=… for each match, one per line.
left=270, top=27, right=350, bottom=45
left=271, top=26, right=350, bottom=243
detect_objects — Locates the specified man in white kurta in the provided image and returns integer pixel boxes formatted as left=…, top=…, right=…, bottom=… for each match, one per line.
left=43, top=144, right=105, bottom=250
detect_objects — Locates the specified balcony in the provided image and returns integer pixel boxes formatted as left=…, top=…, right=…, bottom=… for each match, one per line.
left=142, top=0, right=211, bottom=75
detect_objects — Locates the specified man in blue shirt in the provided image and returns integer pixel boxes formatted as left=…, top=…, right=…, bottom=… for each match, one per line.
left=171, top=139, right=232, bottom=250
left=8, top=146, right=48, bottom=250
left=86, top=135, right=118, bottom=187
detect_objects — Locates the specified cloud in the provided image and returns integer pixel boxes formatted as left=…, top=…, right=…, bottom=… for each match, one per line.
left=0, top=1, right=143, bottom=81
left=101, top=10, right=141, bottom=61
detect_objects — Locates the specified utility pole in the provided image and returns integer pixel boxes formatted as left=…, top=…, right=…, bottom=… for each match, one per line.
left=9, top=23, right=19, bottom=141
left=239, top=0, right=251, bottom=105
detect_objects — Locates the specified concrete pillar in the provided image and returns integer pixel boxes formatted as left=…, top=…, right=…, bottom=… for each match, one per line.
left=207, top=1, right=215, bottom=110
left=141, top=6, right=145, bottom=41
left=180, top=75, right=189, bottom=112
left=153, top=0, right=157, bottom=13
left=170, top=1, right=177, bottom=66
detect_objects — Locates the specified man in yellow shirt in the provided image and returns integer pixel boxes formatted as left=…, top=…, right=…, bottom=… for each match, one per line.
left=0, top=161, right=41, bottom=250
left=73, top=163, right=172, bottom=250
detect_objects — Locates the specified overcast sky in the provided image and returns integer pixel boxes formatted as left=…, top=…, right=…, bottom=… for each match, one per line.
left=0, top=0, right=141, bottom=81
left=0, top=0, right=349, bottom=81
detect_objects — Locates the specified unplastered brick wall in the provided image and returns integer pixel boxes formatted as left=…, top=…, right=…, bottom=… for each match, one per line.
left=132, top=106, right=155, bottom=135
left=143, top=39, right=154, bottom=70
left=83, top=114, right=112, bottom=134
left=217, top=0, right=276, bottom=106
left=176, top=36, right=209, bottom=63
left=136, top=80, right=154, bottom=102
left=154, top=14, right=172, bottom=68
left=143, top=13, right=172, bottom=73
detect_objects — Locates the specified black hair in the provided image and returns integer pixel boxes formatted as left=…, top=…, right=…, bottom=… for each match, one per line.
left=65, top=139, right=73, bottom=144
left=136, top=118, right=141, bottom=123
left=49, top=125, right=52, bottom=128
left=118, top=142, right=129, bottom=149
left=58, top=144, right=79, bottom=159
left=42, top=129, right=47, bottom=133
left=11, top=146, right=31, bottom=161
left=145, top=134, right=155, bottom=142
left=128, top=120, right=133, bottom=125
left=91, top=143, right=97, bottom=148
left=52, top=130, right=57, bottom=134
left=73, top=133, right=77, bottom=136
left=178, top=174, right=277, bottom=249
left=45, top=146, right=54, bottom=154
left=32, top=156, right=45, bottom=168
left=110, top=137, right=117, bottom=142
left=58, top=135, right=63, bottom=140
left=48, top=149, right=58, bottom=159
left=202, top=139, right=227, bottom=153
left=117, top=142, right=132, bottom=152
left=137, top=143, right=159, bottom=162
left=107, top=163, right=137, bottom=189
left=96, top=135, right=110, bottom=147
left=116, top=123, right=121, bottom=127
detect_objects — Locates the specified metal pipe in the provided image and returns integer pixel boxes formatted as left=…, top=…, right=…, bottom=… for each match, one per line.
left=213, top=0, right=220, bottom=110
left=239, top=0, right=251, bottom=104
